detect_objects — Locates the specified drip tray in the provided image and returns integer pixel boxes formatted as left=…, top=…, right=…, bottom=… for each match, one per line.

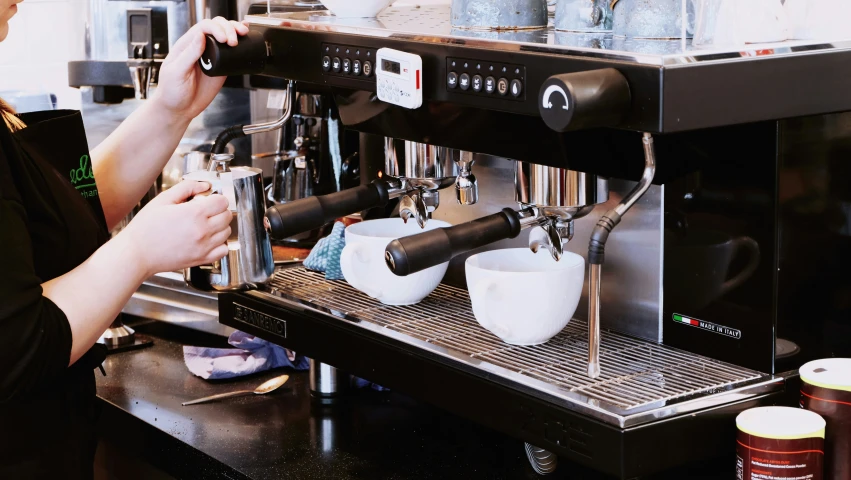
left=263, top=267, right=781, bottom=428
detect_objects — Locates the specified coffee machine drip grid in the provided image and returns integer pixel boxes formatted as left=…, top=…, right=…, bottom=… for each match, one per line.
left=263, top=266, right=774, bottom=426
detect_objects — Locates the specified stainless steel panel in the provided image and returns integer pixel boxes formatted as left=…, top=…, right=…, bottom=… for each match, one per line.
left=247, top=4, right=851, bottom=66
left=515, top=162, right=609, bottom=218
left=260, top=267, right=779, bottom=427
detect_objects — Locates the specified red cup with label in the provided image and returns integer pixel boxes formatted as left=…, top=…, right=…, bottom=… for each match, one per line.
left=800, top=358, right=851, bottom=480
left=736, top=406, right=825, bottom=480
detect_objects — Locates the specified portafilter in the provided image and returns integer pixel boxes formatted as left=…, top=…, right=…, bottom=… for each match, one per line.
left=384, top=162, right=609, bottom=276
left=263, top=139, right=479, bottom=241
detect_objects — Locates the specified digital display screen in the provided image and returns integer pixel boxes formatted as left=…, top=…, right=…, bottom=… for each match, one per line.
left=382, top=59, right=401, bottom=75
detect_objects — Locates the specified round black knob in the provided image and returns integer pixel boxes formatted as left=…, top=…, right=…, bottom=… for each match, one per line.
left=199, top=30, right=268, bottom=77
left=538, top=68, right=631, bottom=132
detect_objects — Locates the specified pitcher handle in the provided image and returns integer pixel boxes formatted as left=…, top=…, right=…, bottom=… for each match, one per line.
left=720, top=236, right=760, bottom=296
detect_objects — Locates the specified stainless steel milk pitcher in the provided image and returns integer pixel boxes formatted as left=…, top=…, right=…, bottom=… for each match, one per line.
left=184, top=159, right=274, bottom=291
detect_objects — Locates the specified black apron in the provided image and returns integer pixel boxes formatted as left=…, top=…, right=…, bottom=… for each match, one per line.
left=1, top=110, right=109, bottom=480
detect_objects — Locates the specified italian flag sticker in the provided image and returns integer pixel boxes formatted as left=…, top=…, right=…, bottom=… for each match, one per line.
left=672, top=313, right=742, bottom=339
left=673, top=314, right=699, bottom=326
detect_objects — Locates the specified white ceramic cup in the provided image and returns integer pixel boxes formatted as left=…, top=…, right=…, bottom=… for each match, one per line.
left=340, top=218, right=451, bottom=305
left=466, top=248, right=585, bottom=345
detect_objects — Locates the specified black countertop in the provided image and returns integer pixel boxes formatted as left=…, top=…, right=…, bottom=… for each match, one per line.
left=95, top=321, right=730, bottom=480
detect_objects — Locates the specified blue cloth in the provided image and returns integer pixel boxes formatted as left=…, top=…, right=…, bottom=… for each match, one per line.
left=183, top=331, right=309, bottom=380
left=183, top=331, right=389, bottom=391
left=303, top=221, right=346, bottom=280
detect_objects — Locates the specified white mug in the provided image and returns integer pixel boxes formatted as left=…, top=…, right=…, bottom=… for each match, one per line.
left=466, top=248, right=585, bottom=346
left=340, top=218, right=451, bottom=305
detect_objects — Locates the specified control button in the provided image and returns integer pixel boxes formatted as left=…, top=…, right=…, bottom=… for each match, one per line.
left=510, top=79, right=523, bottom=97
left=497, top=77, right=509, bottom=96
left=484, top=76, right=496, bottom=94
left=363, top=61, right=373, bottom=77
left=322, top=56, right=331, bottom=72
left=447, top=71, right=458, bottom=89
left=472, top=75, right=483, bottom=92
left=352, top=59, right=362, bottom=76
left=332, top=57, right=341, bottom=73
left=459, top=73, right=471, bottom=91
left=342, top=58, right=351, bottom=74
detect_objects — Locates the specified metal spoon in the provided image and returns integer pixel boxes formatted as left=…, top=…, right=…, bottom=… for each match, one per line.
left=181, top=374, right=290, bottom=406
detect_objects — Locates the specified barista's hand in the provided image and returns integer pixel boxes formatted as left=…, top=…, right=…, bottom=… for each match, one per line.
left=152, top=17, right=249, bottom=123
left=119, top=181, right=232, bottom=276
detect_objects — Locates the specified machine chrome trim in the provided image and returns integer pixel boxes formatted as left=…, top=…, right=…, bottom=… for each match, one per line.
left=246, top=5, right=851, bottom=67
left=123, top=272, right=235, bottom=337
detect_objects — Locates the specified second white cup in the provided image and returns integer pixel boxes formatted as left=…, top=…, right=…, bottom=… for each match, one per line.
left=340, top=218, right=451, bottom=305
left=466, top=248, right=585, bottom=345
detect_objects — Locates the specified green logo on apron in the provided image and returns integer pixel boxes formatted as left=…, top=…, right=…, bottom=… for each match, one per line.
left=69, top=155, right=98, bottom=199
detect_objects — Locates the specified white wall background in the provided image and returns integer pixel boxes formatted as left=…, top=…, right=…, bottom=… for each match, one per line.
left=0, top=0, right=86, bottom=111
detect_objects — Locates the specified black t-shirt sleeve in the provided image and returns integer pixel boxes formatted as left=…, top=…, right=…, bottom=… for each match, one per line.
left=0, top=150, right=73, bottom=403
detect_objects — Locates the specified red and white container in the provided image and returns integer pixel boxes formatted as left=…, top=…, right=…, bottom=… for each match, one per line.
left=736, top=406, right=825, bottom=480
left=800, top=358, right=851, bottom=480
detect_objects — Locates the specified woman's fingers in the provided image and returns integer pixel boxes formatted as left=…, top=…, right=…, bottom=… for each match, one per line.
left=208, top=226, right=233, bottom=247
left=208, top=209, right=233, bottom=231
left=213, top=16, right=238, bottom=46
left=203, top=244, right=230, bottom=264
left=188, top=194, right=229, bottom=218
left=234, top=20, right=250, bottom=35
left=164, top=17, right=249, bottom=68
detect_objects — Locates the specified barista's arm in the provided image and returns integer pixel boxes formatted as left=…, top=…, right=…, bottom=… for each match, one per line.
left=91, top=17, right=248, bottom=230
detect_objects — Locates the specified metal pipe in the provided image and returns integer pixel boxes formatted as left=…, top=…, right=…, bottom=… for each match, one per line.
left=212, top=81, right=296, bottom=155
left=587, top=264, right=602, bottom=378
left=243, top=81, right=297, bottom=135
left=587, top=132, right=656, bottom=379
left=615, top=133, right=657, bottom=216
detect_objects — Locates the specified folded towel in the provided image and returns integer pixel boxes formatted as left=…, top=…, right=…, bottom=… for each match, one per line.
left=184, top=331, right=389, bottom=391
left=183, top=331, right=310, bottom=380
left=303, top=221, right=346, bottom=280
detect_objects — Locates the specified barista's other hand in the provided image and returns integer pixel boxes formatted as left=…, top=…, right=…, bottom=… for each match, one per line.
left=119, top=181, right=232, bottom=277
left=152, top=17, right=249, bottom=123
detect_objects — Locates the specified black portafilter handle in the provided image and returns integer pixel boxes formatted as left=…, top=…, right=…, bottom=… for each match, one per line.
left=385, top=208, right=523, bottom=277
left=265, top=181, right=391, bottom=240
left=199, top=30, right=268, bottom=77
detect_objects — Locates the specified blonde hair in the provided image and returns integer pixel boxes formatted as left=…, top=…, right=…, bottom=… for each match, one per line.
left=0, top=98, right=25, bottom=132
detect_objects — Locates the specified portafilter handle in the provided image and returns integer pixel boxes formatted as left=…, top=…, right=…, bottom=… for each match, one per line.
left=384, top=208, right=523, bottom=276
left=265, top=181, right=393, bottom=240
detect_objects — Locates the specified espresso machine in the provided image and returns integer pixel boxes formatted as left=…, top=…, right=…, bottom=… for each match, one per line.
left=189, top=2, right=851, bottom=477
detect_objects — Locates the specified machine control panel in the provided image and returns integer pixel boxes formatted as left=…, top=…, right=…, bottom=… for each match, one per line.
left=446, top=57, right=525, bottom=101
left=321, top=43, right=377, bottom=81
left=376, top=48, right=423, bottom=109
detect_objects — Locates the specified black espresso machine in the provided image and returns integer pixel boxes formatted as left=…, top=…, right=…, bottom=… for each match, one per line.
left=197, top=4, right=851, bottom=478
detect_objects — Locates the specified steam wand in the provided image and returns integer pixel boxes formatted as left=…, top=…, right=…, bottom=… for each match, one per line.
left=586, top=132, right=656, bottom=379
left=211, top=81, right=297, bottom=155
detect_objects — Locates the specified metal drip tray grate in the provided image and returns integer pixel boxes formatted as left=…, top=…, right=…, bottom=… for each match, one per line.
left=266, top=267, right=767, bottom=417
